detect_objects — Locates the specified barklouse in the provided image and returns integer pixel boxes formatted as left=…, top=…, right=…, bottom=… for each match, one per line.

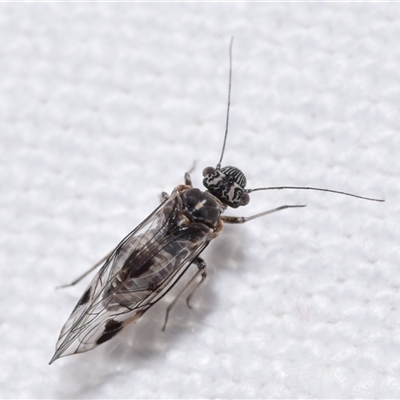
left=50, top=39, right=383, bottom=364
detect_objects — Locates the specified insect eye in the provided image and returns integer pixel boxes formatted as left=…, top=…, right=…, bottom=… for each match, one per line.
left=202, top=166, right=215, bottom=177
left=203, top=166, right=249, bottom=208
left=240, top=192, right=250, bottom=206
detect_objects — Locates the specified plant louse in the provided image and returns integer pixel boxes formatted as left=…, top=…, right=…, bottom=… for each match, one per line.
left=49, top=39, right=383, bottom=364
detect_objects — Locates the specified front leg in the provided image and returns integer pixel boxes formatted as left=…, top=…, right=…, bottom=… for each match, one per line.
left=184, top=160, right=197, bottom=187
left=221, top=204, right=306, bottom=224
left=184, top=172, right=192, bottom=187
left=161, top=163, right=195, bottom=202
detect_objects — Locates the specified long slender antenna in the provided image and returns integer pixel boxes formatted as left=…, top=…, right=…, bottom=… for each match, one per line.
left=246, top=185, right=384, bottom=202
left=216, top=37, right=234, bottom=170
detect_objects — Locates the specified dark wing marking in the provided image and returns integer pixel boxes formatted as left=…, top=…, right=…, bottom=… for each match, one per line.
left=51, top=188, right=214, bottom=363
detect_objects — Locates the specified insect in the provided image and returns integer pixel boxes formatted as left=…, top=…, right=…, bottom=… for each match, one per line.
left=49, top=39, right=383, bottom=364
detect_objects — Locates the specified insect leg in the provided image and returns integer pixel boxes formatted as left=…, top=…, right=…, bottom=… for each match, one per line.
left=186, top=256, right=207, bottom=309
left=56, top=251, right=112, bottom=288
left=184, top=160, right=197, bottom=186
left=161, top=163, right=195, bottom=201
left=221, top=204, right=306, bottom=224
left=160, top=191, right=169, bottom=202
left=184, top=172, right=193, bottom=187
left=162, top=256, right=207, bottom=332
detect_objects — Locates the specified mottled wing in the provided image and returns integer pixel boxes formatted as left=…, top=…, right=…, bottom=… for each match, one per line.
left=51, top=188, right=212, bottom=363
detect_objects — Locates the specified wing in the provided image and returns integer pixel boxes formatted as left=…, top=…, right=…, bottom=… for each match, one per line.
left=50, top=187, right=214, bottom=363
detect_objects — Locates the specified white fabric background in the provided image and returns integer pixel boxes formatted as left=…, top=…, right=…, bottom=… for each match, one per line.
left=0, top=3, right=398, bottom=398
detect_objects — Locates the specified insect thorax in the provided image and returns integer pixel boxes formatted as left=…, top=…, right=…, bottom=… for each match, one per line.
left=180, top=188, right=222, bottom=229
left=202, top=166, right=250, bottom=208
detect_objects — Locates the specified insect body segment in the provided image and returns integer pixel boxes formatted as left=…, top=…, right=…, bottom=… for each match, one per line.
left=50, top=184, right=224, bottom=364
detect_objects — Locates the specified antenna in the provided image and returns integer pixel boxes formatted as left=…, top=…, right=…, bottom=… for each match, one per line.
left=212, top=39, right=384, bottom=204
left=246, top=186, right=384, bottom=202
left=216, top=37, right=234, bottom=170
